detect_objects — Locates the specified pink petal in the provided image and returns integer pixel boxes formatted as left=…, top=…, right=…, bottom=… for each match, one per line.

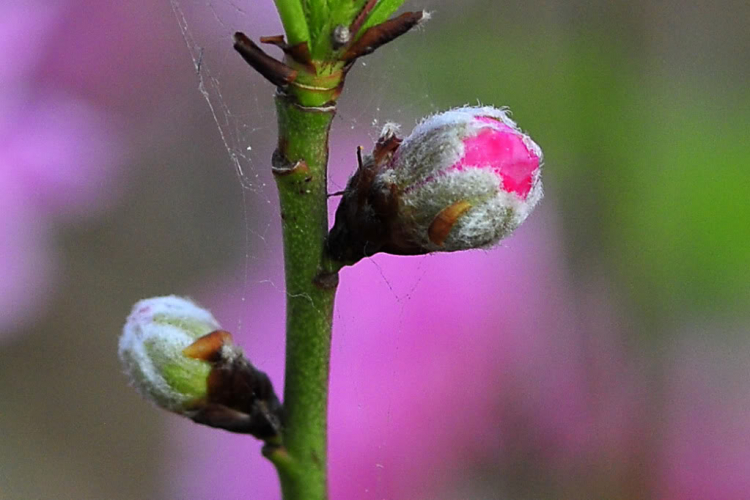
left=454, top=121, right=539, bottom=199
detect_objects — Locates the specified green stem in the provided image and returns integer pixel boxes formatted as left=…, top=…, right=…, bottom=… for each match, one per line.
left=272, top=91, right=339, bottom=500
left=261, top=4, right=418, bottom=498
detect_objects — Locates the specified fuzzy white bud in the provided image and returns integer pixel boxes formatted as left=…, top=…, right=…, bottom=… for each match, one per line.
left=379, top=105, right=543, bottom=252
left=118, top=296, right=220, bottom=413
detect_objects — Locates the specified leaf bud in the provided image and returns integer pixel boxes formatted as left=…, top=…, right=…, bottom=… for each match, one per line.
left=118, top=296, right=282, bottom=439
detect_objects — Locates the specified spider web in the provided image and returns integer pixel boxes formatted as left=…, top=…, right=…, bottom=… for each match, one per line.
left=168, top=0, right=440, bottom=314
left=166, top=1, right=445, bottom=498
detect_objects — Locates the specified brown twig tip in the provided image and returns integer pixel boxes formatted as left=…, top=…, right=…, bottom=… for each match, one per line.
left=260, top=35, right=316, bottom=72
left=343, top=11, right=424, bottom=62
left=259, top=34, right=286, bottom=46
left=233, top=32, right=298, bottom=87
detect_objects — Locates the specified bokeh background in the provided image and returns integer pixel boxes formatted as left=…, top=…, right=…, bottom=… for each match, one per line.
left=1, top=0, right=749, bottom=499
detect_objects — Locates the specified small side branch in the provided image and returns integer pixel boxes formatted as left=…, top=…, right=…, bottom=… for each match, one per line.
left=343, top=11, right=424, bottom=61
left=234, top=32, right=298, bottom=87
left=261, top=35, right=316, bottom=72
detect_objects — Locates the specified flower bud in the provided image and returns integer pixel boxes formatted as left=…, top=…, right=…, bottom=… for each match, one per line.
left=118, top=296, right=281, bottom=439
left=327, top=106, right=542, bottom=263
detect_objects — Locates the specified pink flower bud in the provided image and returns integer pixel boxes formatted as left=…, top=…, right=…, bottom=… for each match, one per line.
left=328, top=106, right=542, bottom=263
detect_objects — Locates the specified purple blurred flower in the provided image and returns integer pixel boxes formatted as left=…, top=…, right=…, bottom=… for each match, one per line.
left=656, top=328, right=750, bottom=500
left=0, top=1, right=122, bottom=338
left=168, top=220, right=750, bottom=500
left=166, top=206, right=643, bottom=499
left=154, top=111, right=639, bottom=498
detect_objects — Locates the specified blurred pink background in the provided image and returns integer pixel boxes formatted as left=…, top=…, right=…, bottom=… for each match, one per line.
left=1, top=1, right=749, bottom=499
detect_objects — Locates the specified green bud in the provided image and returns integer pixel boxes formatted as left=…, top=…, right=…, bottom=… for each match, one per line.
left=118, top=296, right=283, bottom=439
left=118, top=296, right=218, bottom=413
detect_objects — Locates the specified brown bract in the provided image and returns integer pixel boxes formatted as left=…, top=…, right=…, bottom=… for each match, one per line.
left=183, top=330, right=283, bottom=440
left=326, top=130, right=435, bottom=263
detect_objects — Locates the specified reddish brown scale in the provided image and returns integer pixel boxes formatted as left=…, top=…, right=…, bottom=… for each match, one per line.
left=428, top=200, right=473, bottom=246
left=183, top=330, right=233, bottom=362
